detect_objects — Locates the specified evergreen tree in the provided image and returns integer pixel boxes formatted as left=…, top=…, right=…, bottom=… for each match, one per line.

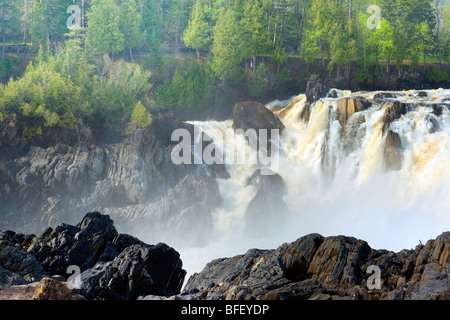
left=410, top=21, right=434, bottom=74
left=372, top=18, right=395, bottom=74
left=131, top=100, right=152, bottom=128
left=86, top=0, right=124, bottom=58
left=117, top=0, right=146, bottom=61
left=30, top=0, right=67, bottom=51
left=211, top=8, right=244, bottom=86
left=141, top=0, right=163, bottom=67
left=303, top=0, right=334, bottom=68
left=240, top=0, right=270, bottom=72
left=183, top=0, right=211, bottom=60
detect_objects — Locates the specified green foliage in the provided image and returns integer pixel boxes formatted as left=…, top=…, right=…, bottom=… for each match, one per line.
left=211, top=8, right=245, bottom=85
left=0, top=37, right=152, bottom=139
left=274, top=67, right=292, bottom=85
left=0, top=56, right=86, bottom=132
left=91, top=55, right=152, bottom=126
left=29, top=0, right=68, bottom=50
left=118, top=0, right=147, bottom=56
left=131, top=101, right=153, bottom=128
left=183, top=1, right=211, bottom=58
left=353, top=68, right=373, bottom=84
left=271, top=42, right=288, bottom=73
left=248, top=63, right=267, bottom=97
left=86, top=0, right=125, bottom=56
left=155, top=61, right=212, bottom=110
left=425, top=68, right=449, bottom=83
left=240, top=0, right=271, bottom=62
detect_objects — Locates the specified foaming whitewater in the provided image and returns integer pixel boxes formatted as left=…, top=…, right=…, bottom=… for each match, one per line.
left=180, top=89, right=450, bottom=280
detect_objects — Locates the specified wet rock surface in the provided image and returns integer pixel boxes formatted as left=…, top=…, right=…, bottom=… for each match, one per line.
left=1, top=213, right=448, bottom=300
left=172, top=232, right=449, bottom=301
left=244, top=169, right=288, bottom=236
left=305, top=76, right=329, bottom=105
left=233, top=101, right=285, bottom=134
left=0, top=125, right=226, bottom=248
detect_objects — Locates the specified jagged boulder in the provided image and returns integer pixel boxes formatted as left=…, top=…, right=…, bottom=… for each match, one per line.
left=374, top=92, right=397, bottom=100
left=174, top=232, right=450, bottom=301
left=28, top=212, right=119, bottom=276
left=305, top=76, right=329, bottom=105
left=275, top=94, right=310, bottom=123
left=233, top=101, right=285, bottom=134
left=0, top=231, right=47, bottom=289
left=382, top=101, right=409, bottom=133
left=244, top=169, right=288, bottom=236
left=384, top=130, right=402, bottom=171
left=0, top=212, right=187, bottom=300
left=306, top=236, right=372, bottom=286
left=78, top=243, right=186, bottom=300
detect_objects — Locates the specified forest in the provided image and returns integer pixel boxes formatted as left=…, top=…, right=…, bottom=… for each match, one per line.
left=0, top=0, right=449, bottom=139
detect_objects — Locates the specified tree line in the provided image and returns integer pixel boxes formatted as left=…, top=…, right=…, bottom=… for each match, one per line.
left=0, top=0, right=449, bottom=140
left=2, top=1, right=449, bottom=74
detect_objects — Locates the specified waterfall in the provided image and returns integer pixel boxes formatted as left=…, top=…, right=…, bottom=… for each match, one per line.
left=180, top=89, right=450, bottom=279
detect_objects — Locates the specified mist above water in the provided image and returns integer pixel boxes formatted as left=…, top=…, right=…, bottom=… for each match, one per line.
left=148, top=89, right=450, bottom=280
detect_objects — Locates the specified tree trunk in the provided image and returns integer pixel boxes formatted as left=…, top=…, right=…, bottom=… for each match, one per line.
left=31, top=0, right=34, bottom=46
left=196, top=48, right=200, bottom=61
left=2, top=2, right=5, bottom=62
left=297, top=6, right=305, bottom=53
left=363, top=45, right=366, bottom=70
left=82, top=0, right=85, bottom=29
left=320, top=43, right=325, bottom=69
left=129, top=48, right=134, bottom=62
left=423, top=51, right=426, bottom=75
left=46, top=28, right=50, bottom=51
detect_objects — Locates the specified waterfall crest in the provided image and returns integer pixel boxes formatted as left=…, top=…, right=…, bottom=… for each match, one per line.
left=181, top=89, right=450, bottom=277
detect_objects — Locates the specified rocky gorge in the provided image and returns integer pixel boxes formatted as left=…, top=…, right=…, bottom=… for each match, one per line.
left=1, top=78, right=450, bottom=300
left=0, top=212, right=448, bottom=300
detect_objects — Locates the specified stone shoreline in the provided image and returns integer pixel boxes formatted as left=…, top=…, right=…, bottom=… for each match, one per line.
left=1, top=212, right=448, bottom=300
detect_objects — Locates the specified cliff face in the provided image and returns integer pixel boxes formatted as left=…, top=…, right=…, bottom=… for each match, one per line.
left=178, top=232, right=450, bottom=301
left=0, top=126, right=226, bottom=248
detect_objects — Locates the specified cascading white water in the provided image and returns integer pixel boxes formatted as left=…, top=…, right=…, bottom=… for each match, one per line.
left=180, top=89, right=450, bottom=280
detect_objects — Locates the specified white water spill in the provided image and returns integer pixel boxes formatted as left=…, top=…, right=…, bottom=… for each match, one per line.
left=179, top=89, right=450, bottom=281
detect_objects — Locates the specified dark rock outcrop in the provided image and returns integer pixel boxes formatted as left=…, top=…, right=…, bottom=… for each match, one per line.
left=0, top=231, right=47, bottom=289
left=374, top=92, right=397, bottom=100
left=0, top=128, right=184, bottom=233
left=305, top=76, right=329, bottom=105
left=233, top=101, right=285, bottom=134
left=27, top=212, right=119, bottom=275
left=384, top=130, right=402, bottom=171
left=0, top=124, right=225, bottom=249
left=244, top=169, right=288, bottom=236
left=0, top=212, right=186, bottom=300
left=382, top=101, right=409, bottom=134
left=117, top=174, right=223, bottom=247
left=175, top=232, right=450, bottom=301
left=78, top=243, right=186, bottom=300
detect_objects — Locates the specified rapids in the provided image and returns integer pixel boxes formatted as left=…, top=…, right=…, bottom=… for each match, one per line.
left=179, top=88, right=450, bottom=280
